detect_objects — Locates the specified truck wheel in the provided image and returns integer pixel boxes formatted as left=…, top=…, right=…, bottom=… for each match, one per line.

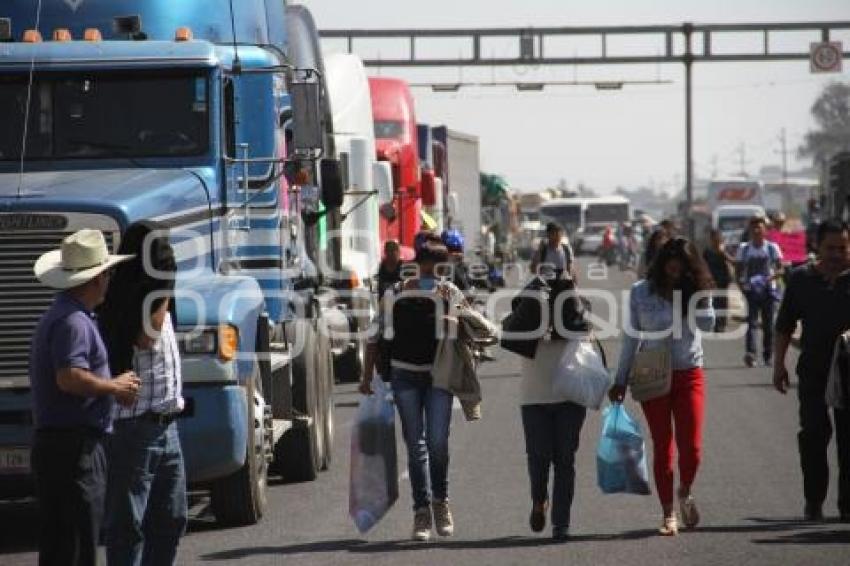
left=334, top=341, right=363, bottom=383
left=210, top=371, right=268, bottom=526
left=276, top=320, right=321, bottom=482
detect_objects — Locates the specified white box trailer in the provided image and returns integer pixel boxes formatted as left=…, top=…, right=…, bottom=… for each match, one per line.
left=433, top=127, right=481, bottom=254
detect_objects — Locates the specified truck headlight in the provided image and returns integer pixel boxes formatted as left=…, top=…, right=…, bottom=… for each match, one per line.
left=181, top=325, right=238, bottom=361
left=182, top=330, right=217, bottom=354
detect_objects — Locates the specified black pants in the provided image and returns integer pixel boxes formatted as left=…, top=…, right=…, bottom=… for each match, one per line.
left=521, top=402, right=586, bottom=529
left=798, top=381, right=850, bottom=514
left=32, top=429, right=107, bottom=566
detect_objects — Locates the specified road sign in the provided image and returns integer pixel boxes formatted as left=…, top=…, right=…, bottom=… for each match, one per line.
left=810, top=41, right=843, bottom=73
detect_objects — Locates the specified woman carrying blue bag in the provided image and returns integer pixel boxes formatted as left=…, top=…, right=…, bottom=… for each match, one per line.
left=609, top=237, right=715, bottom=536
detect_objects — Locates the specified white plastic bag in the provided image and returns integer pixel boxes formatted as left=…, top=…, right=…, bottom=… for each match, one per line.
left=349, top=377, right=399, bottom=533
left=551, top=340, right=612, bottom=410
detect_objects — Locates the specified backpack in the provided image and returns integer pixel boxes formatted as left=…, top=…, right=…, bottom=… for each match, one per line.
left=536, top=241, right=574, bottom=272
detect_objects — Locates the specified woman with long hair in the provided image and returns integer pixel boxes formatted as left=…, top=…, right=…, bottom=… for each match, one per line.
left=637, top=228, right=670, bottom=279
left=610, top=237, right=715, bottom=536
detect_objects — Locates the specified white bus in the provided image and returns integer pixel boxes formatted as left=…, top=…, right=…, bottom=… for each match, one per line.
left=539, top=196, right=631, bottom=254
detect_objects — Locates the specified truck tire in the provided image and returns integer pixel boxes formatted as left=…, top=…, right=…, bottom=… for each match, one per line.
left=210, top=371, right=268, bottom=526
left=334, top=341, right=363, bottom=384
left=276, top=320, right=321, bottom=482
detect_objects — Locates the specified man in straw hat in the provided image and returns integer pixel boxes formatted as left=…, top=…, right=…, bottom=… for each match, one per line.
left=29, top=229, right=141, bottom=566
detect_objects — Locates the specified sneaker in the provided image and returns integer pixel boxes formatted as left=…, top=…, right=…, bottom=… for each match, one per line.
left=552, top=526, right=570, bottom=542
left=659, top=515, right=679, bottom=536
left=529, top=501, right=548, bottom=533
left=763, top=354, right=773, bottom=367
left=803, top=503, right=824, bottom=522
left=680, top=495, right=700, bottom=529
left=412, top=506, right=432, bottom=541
left=432, top=500, right=454, bottom=537
left=744, top=353, right=756, bottom=368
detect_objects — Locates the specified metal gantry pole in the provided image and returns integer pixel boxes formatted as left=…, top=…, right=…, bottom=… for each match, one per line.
left=683, top=23, right=695, bottom=240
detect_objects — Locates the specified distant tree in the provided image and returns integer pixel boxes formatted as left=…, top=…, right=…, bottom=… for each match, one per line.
left=577, top=182, right=596, bottom=197
left=799, top=82, right=850, bottom=161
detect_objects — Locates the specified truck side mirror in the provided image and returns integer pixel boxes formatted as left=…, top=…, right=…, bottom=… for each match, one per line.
left=373, top=162, right=393, bottom=204
left=348, top=138, right=370, bottom=192
left=290, top=81, right=323, bottom=154
left=447, top=192, right=459, bottom=220
left=320, top=159, right=345, bottom=210
left=421, top=169, right=437, bottom=206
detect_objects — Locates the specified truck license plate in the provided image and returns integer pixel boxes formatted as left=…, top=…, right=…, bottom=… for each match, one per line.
left=0, top=448, right=31, bottom=474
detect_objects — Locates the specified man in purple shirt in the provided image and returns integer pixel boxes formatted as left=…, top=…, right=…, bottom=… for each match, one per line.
left=29, top=229, right=140, bottom=566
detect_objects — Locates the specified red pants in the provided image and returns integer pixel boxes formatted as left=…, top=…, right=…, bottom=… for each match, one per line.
left=640, top=367, right=705, bottom=507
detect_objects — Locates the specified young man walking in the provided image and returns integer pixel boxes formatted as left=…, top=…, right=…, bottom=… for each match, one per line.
left=530, top=223, right=575, bottom=281
left=737, top=216, right=783, bottom=367
left=29, top=229, right=139, bottom=566
left=774, top=220, right=850, bottom=522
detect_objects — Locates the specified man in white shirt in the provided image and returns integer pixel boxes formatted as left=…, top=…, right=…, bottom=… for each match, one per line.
left=98, top=223, right=187, bottom=566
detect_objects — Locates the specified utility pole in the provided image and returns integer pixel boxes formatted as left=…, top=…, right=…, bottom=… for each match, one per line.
left=736, top=142, right=750, bottom=177
left=778, top=128, right=789, bottom=185
left=683, top=22, right=694, bottom=240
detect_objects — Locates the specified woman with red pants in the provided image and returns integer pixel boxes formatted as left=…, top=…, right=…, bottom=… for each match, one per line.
left=609, top=237, right=715, bottom=535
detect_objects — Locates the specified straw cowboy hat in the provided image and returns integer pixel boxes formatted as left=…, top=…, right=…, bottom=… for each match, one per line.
left=34, top=229, right=134, bottom=289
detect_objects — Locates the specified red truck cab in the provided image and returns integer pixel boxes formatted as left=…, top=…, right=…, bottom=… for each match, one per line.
left=368, top=77, right=422, bottom=258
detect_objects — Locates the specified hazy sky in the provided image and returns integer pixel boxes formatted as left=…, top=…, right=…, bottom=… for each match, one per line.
left=300, top=0, right=850, bottom=194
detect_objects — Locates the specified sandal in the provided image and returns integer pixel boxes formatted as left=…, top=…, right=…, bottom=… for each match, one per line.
left=659, top=515, right=679, bottom=536
left=680, top=495, right=700, bottom=529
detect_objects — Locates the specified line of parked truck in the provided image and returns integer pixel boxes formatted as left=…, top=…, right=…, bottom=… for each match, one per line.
left=0, top=0, right=482, bottom=527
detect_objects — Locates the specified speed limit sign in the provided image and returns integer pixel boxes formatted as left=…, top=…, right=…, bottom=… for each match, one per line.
left=810, top=41, right=843, bottom=73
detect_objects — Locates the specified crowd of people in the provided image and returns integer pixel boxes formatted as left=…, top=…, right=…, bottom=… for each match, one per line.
left=367, top=213, right=849, bottom=542
left=26, top=211, right=850, bottom=561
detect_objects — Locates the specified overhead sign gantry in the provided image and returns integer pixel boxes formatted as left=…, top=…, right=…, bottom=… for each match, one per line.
left=321, top=21, right=850, bottom=236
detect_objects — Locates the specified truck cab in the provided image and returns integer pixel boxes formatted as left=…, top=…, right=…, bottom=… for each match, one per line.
left=368, top=77, right=422, bottom=258
left=0, top=0, right=341, bottom=526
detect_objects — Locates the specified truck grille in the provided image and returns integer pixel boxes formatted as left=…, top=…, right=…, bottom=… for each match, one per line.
left=0, top=231, right=114, bottom=387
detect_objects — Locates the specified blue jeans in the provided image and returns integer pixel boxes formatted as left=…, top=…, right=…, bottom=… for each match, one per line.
left=745, top=292, right=775, bottom=360
left=105, top=419, right=188, bottom=566
left=391, top=368, right=454, bottom=510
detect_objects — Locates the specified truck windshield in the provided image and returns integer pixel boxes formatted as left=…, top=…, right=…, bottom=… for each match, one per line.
left=0, top=70, right=210, bottom=161
left=374, top=120, right=404, bottom=140
left=540, top=205, right=581, bottom=230
left=718, top=217, right=751, bottom=232
left=586, top=203, right=629, bottom=224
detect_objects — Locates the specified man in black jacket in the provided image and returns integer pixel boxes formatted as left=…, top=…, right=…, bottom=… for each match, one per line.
left=377, top=240, right=402, bottom=297
left=774, top=219, right=850, bottom=523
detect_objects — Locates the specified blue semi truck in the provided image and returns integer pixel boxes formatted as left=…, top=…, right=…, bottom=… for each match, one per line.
left=0, top=0, right=345, bottom=525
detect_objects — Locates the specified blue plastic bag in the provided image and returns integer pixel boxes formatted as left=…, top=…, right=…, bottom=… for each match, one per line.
left=597, top=404, right=651, bottom=495
left=349, top=377, right=399, bottom=533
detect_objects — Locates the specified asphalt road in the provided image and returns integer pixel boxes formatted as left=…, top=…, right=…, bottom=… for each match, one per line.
left=2, top=260, right=849, bottom=565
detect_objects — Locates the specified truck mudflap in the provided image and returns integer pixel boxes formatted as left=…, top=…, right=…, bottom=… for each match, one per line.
left=178, top=384, right=248, bottom=484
